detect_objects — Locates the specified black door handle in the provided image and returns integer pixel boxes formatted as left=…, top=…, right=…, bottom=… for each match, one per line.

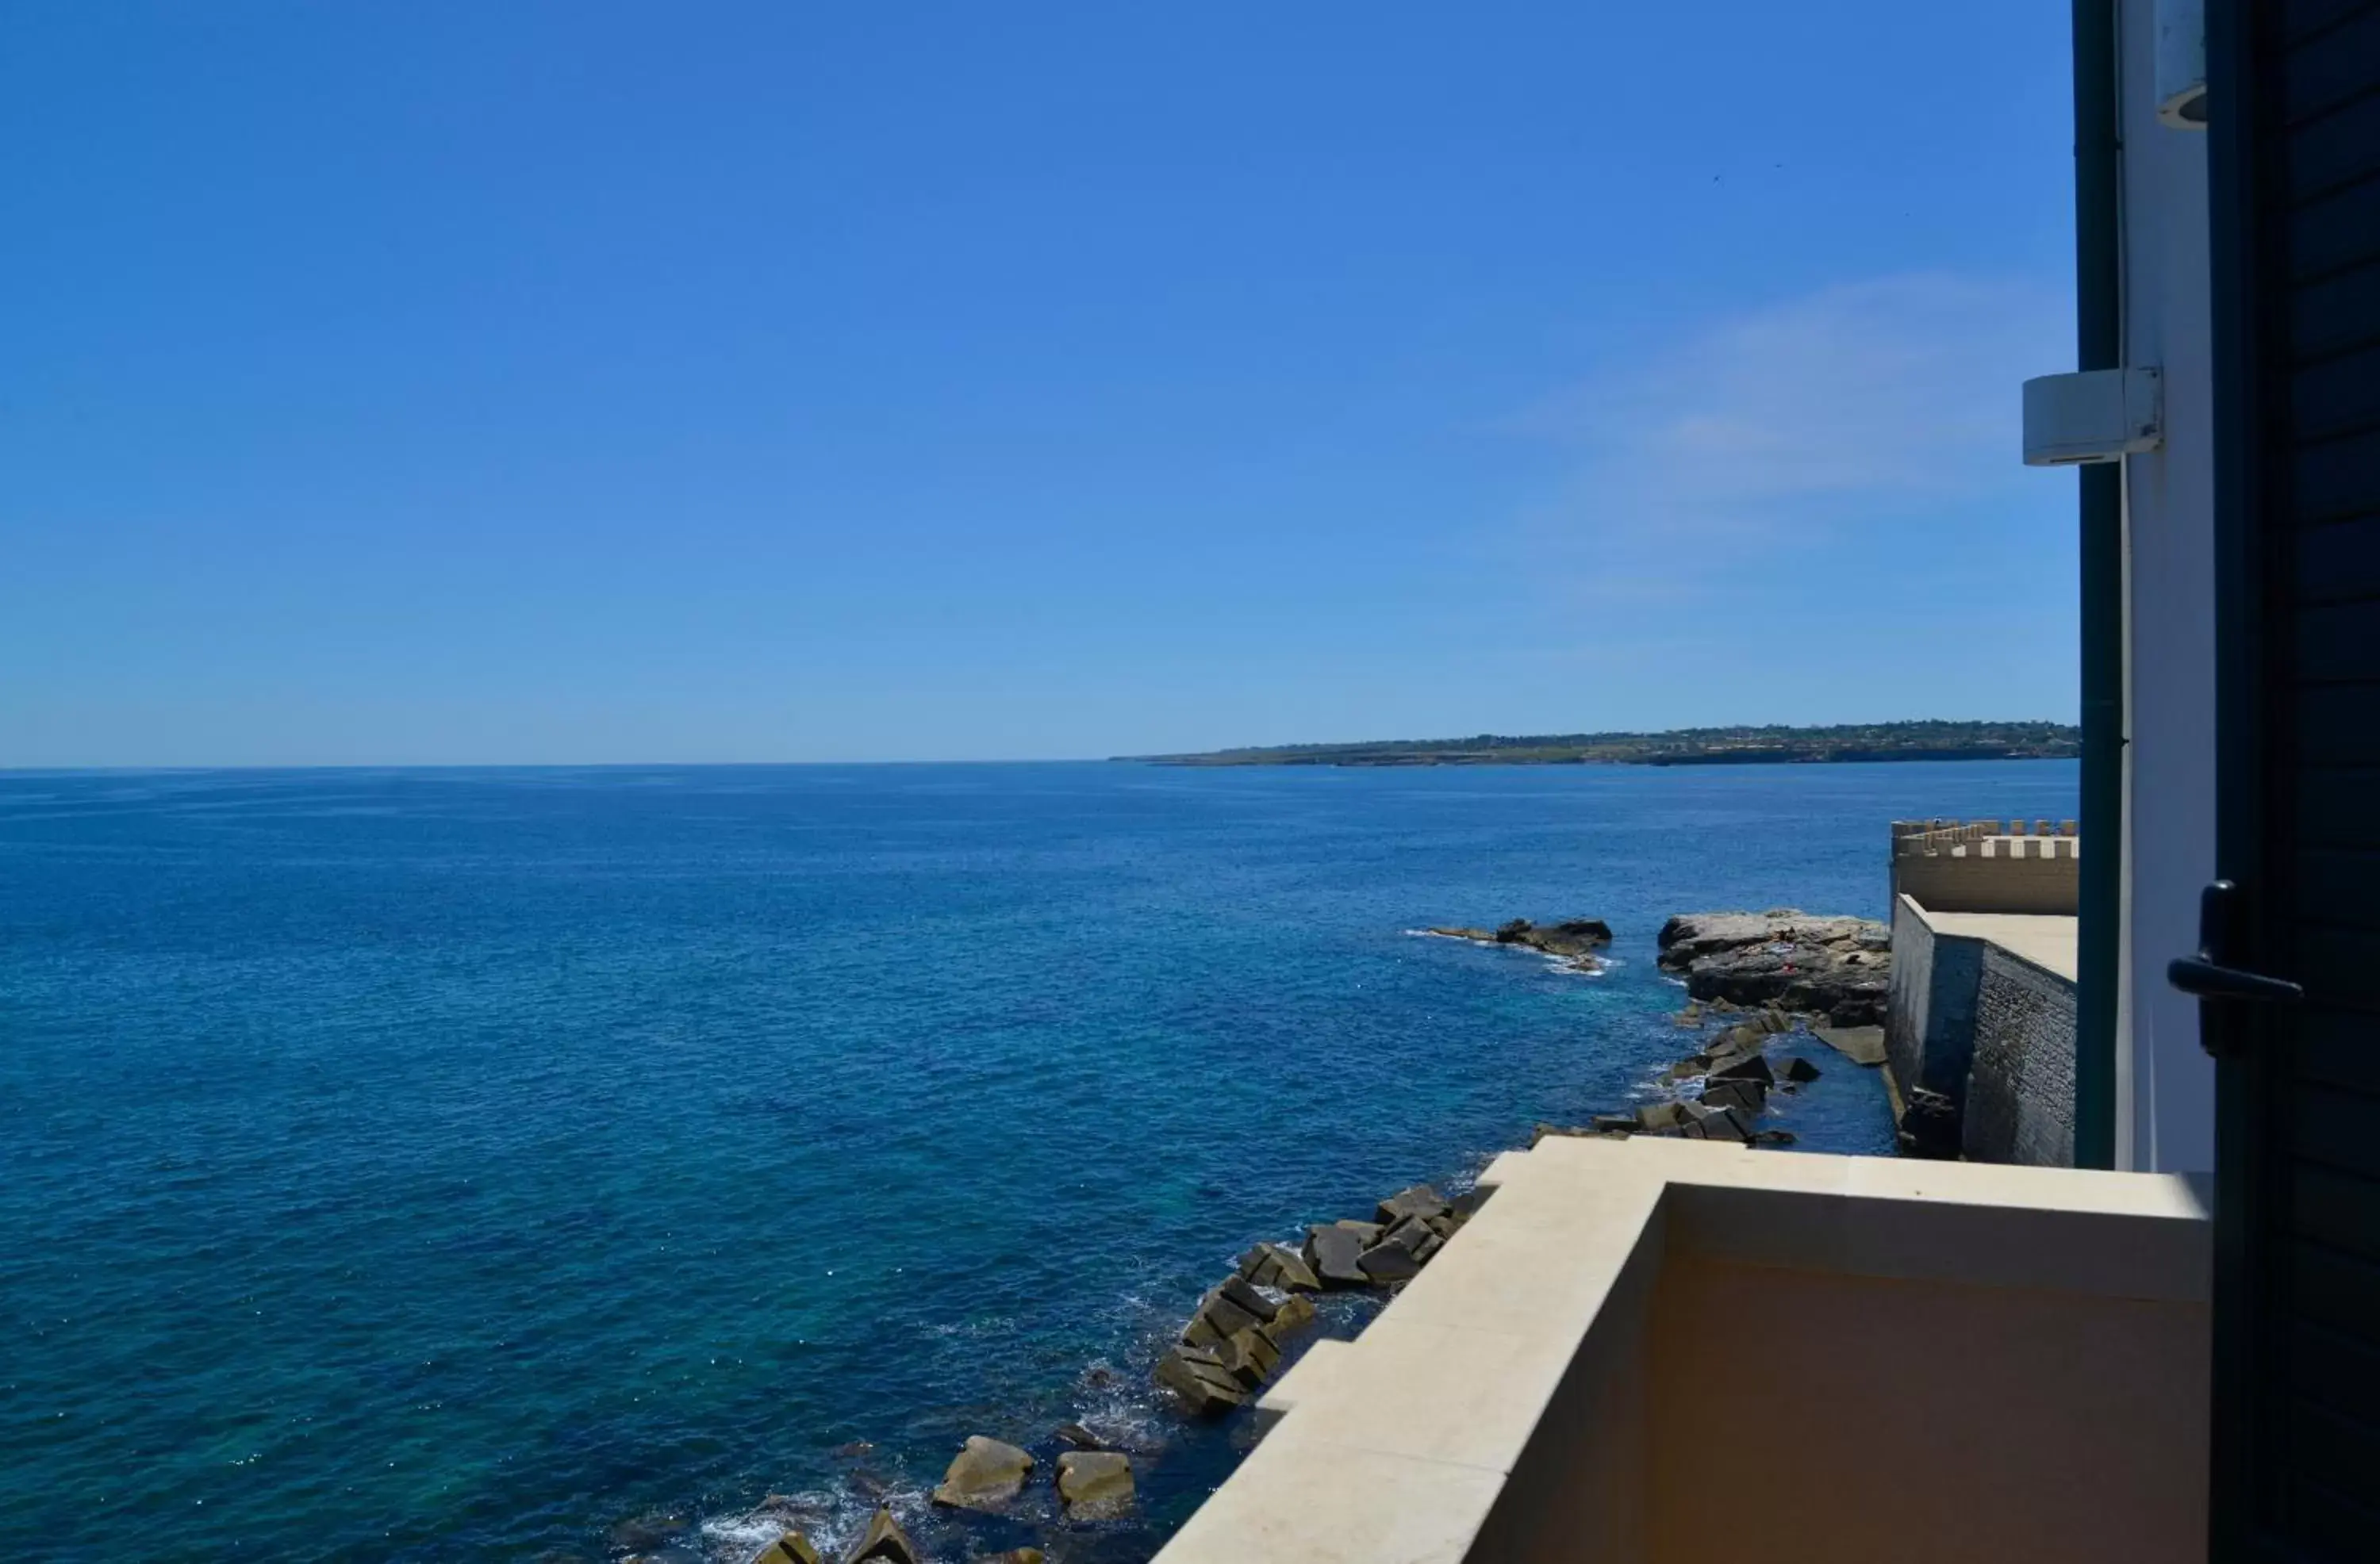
left=2167, top=956, right=2302, bottom=1005
left=2171, top=881, right=2303, bottom=1058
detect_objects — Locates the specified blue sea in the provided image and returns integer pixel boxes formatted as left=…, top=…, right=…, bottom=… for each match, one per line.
left=0, top=760, right=2077, bottom=1562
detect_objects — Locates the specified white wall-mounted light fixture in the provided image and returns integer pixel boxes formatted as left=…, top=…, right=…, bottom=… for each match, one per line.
left=2023, top=366, right=2165, bottom=466
left=2157, top=0, right=2208, bottom=128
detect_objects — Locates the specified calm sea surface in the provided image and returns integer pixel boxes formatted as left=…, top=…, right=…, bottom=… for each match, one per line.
left=0, top=760, right=2079, bottom=1561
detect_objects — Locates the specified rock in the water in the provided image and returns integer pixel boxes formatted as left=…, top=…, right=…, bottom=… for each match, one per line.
left=612, top=1515, right=690, bottom=1551
left=1056, top=1450, right=1136, bottom=1520
left=1054, top=1421, right=1110, bottom=1451
left=1333, top=1219, right=1385, bottom=1245
left=1185, top=1285, right=1263, bottom=1344
left=1710, top=1053, right=1774, bottom=1087
left=1655, top=910, right=1892, bottom=1025
left=1267, top=1291, right=1317, bottom=1335
left=1814, top=1025, right=1888, bottom=1066
left=978, top=1551, right=1046, bottom=1564
left=1682, top=1106, right=1755, bottom=1144
left=1155, top=1345, right=1247, bottom=1416
left=1590, top=1113, right=1639, bottom=1135
left=1784, top=1056, right=1822, bottom=1083
left=1710, top=1023, right=1767, bottom=1059
left=1899, top=1086, right=1962, bottom=1159
left=1216, top=1274, right=1280, bottom=1322
left=1357, top=1240, right=1422, bottom=1282
left=847, top=1508, right=919, bottom=1564
left=1700, top=1078, right=1766, bottom=1117
left=1635, top=1099, right=1704, bottom=1133
left=1303, top=1224, right=1369, bottom=1288
left=931, top=1436, right=1035, bottom=1511
left=1427, top=918, right=1610, bottom=968
left=1755, top=1129, right=1799, bottom=1146
left=1238, top=1241, right=1321, bottom=1292
left=1376, top=1183, right=1450, bottom=1226
left=1218, top=1325, right=1281, bottom=1387
left=754, top=1532, right=822, bottom=1564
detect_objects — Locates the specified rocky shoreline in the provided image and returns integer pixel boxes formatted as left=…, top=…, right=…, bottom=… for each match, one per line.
left=1655, top=909, right=1891, bottom=1025
left=652, top=907, right=1889, bottom=1564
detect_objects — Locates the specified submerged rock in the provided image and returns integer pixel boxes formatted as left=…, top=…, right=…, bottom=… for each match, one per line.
left=977, top=1551, right=1046, bottom=1564
left=846, top=1508, right=919, bottom=1564
left=611, top=1515, right=690, bottom=1551
left=931, top=1436, right=1034, bottom=1511
left=1054, top=1421, right=1111, bottom=1451
left=1057, top=1451, right=1136, bottom=1520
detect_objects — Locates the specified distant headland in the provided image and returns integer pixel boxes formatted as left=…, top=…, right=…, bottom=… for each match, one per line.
left=1117, top=719, right=2080, bottom=769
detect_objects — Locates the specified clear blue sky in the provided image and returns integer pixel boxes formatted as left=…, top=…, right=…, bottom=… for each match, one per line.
left=2, top=2, right=2080, bottom=765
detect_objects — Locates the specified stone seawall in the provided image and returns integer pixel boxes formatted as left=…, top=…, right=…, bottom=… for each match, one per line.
left=1883, top=893, right=2077, bottom=1165
left=1963, top=944, right=2078, bottom=1167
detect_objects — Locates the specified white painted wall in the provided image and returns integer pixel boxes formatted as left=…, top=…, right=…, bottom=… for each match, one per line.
left=2113, top=0, right=2217, bottom=1172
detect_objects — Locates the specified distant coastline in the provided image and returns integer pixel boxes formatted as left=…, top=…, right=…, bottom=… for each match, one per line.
left=1117, top=719, right=2080, bottom=769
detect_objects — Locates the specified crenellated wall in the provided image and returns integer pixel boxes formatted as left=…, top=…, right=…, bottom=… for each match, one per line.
left=1891, top=818, right=2081, bottom=916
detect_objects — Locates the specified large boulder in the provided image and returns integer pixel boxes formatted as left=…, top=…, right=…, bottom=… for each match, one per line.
left=1634, top=1100, right=1706, bottom=1133
left=1710, top=1054, right=1775, bottom=1087
left=1215, top=1275, right=1280, bottom=1322
left=1682, top=1106, right=1755, bottom=1144
left=846, top=1508, right=919, bottom=1564
left=1303, top=1224, right=1368, bottom=1288
left=1155, top=1345, right=1247, bottom=1416
left=1217, top=1325, right=1281, bottom=1387
left=1784, top=1056, right=1823, bottom=1084
left=1655, top=910, right=1893, bottom=1025
left=1376, top=1184, right=1450, bottom=1226
left=753, top=1532, right=822, bottom=1564
left=1357, top=1240, right=1422, bottom=1282
left=1238, top=1242, right=1321, bottom=1292
left=1056, top=1451, right=1136, bottom=1520
left=1180, top=1282, right=1266, bottom=1347
left=931, top=1436, right=1034, bottom=1511
left=1700, top=1078, right=1767, bottom=1117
